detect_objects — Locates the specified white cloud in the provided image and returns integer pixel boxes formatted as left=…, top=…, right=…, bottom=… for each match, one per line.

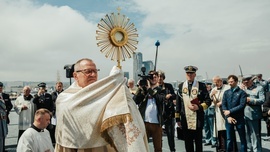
left=0, top=0, right=114, bottom=82
left=133, top=0, right=270, bottom=81
left=0, top=0, right=270, bottom=83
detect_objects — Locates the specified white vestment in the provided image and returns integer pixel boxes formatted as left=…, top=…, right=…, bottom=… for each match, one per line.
left=55, top=66, right=149, bottom=152
left=210, top=84, right=230, bottom=136
left=17, top=128, right=54, bottom=152
left=14, top=96, right=35, bottom=130
left=182, top=80, right=199, bottom=130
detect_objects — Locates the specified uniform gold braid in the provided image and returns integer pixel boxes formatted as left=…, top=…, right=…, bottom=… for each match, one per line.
left=201, top=103, right=208, bottom=110
left=175, top=113, right=180, bottom=118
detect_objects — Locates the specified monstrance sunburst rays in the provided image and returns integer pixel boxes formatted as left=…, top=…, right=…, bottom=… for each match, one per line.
left=96, top=10, right=138, bottom=68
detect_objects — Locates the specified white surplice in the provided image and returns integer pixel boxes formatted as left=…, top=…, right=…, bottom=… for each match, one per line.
left=17, top=128, right=54, bottom=152
left=14, top=96, right=35, bottom=130
left=55, top=66, right=149, bottom=152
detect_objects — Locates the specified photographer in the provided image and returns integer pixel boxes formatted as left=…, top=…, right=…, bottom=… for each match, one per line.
left=133, top=70, right=165, bottom=152
left=158, top=70, right=176, bottom=152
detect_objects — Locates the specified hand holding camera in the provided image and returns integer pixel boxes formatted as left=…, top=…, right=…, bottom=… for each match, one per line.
left=138, top=67, right=153, bottom=90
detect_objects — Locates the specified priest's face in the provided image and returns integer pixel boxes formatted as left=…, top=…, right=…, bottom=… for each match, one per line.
left=74, top=60, right=98, bottom=88
left=23, top=87, right=31, bottom=96
left=213, top=78, right=223, bottom=88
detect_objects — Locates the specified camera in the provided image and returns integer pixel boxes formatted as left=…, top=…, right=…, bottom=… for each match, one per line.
left=138, top=67, right=154, bottom=87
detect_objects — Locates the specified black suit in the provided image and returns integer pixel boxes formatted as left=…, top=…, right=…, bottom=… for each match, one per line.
left=160, top=83, right=176, bottom=151
left=50, top=90, right=63, bottom=144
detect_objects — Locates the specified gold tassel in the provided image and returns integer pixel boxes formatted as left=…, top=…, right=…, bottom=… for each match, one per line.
left=100, top=114, right=133, bottom=151
left=101, top=113, right=132, bottom=132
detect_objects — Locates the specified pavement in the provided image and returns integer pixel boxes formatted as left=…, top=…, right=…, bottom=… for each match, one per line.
left=5, top=108, right=270, bottom=152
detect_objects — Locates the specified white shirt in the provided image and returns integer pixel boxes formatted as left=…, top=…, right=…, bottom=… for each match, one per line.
left=17, top=128, right=54, bottom=152
left=144, top=98, right=159, bottom=124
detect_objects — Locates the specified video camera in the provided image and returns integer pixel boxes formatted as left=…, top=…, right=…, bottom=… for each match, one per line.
left=138, top=67, right=154, bottom=87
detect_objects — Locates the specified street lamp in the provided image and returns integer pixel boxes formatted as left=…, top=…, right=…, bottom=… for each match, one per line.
left=154, top=40, right=160, bottom=71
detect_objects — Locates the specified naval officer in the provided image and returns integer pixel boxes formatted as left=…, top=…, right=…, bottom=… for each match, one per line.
left=175, top=66, right=211, bottom=152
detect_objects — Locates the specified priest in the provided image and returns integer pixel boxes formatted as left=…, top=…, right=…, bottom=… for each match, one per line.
left=55, top=58, right=149, bottom=152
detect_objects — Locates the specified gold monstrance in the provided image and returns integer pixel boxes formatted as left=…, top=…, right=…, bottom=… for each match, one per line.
left=96, top=8, right=138, bottom=69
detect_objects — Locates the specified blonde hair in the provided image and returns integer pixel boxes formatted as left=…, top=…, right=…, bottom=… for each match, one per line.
left=35, top=108, right=52, bottom=119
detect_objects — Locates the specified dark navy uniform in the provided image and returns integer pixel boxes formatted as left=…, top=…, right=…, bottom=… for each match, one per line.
left=33, top=83, right=53, bottom=112
left=0, top=81, right=12, bottom=151
left=175, top=66, right=211, bottom=152
left=0, top=82, right=13, bottom=124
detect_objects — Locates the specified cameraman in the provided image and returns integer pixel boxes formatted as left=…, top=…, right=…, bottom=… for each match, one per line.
left=133, top=70, right=165, bottom=152
left=158, top=70, right=176, bottom=152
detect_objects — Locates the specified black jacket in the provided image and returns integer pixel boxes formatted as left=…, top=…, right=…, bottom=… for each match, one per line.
left=160, top=83, right=176, bottom=124
left=2, top=93, right=13, bottom=124
left=51, top=90, right=63, bottom=115
left=175, top=81, right=211, bottom=129
left=133, top=86, right=165, bottom=126
left=33, top=93, right=54, bottom=112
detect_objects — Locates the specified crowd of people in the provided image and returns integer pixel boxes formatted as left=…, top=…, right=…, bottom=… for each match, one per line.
left=1, top=59, right=270, bottom=152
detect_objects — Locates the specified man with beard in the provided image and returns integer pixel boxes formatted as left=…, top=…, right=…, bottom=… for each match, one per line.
left=222, top=75, right=247, bottom=152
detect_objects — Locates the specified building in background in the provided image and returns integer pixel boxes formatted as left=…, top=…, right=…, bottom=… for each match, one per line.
left=133, top=52, right=155, bottom=83
left=124, top=72, right=129, bottom=79
left=133, top=52, right=143, bottom=83
left=142, top=60, right=154, bottom=74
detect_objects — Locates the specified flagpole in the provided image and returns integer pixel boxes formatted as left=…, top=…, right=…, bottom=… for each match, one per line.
left=154, top=40, right=160, bottom=71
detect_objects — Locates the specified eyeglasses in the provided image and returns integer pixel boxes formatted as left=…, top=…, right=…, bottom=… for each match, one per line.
left=76, top=68, right=100, bottom=75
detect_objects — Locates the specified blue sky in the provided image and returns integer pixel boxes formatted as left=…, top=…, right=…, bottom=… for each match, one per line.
left=1, top=0, right=270, bottom=83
